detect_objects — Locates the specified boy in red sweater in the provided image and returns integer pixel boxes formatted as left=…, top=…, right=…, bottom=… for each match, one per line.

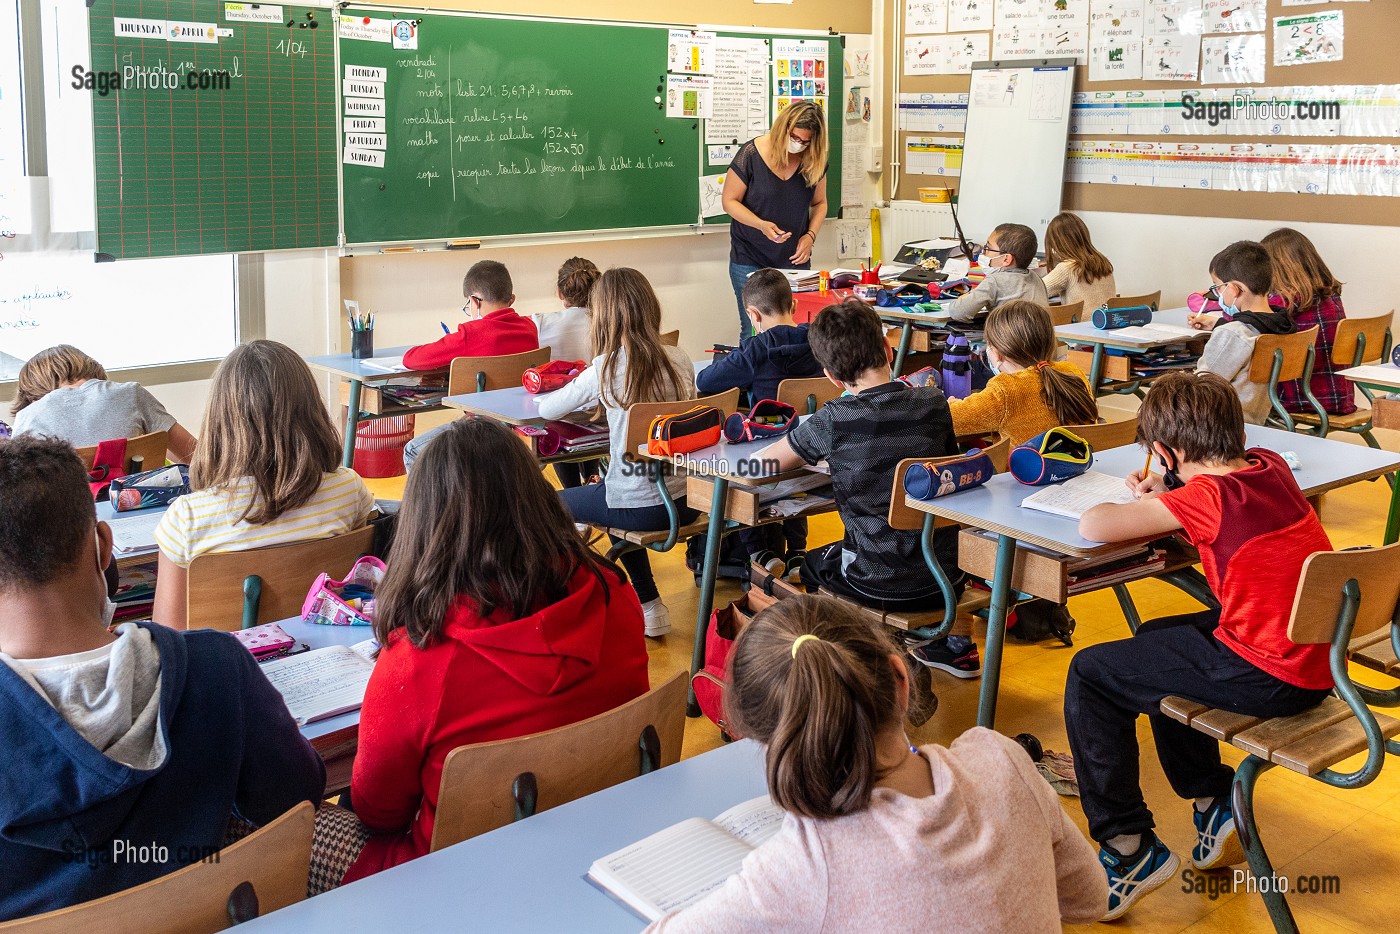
left=1065, top=372, right=1333, bottom=920
left=402, top=260, right=539, bottom=470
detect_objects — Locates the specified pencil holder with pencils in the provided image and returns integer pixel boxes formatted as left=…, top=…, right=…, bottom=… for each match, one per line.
left=351, top=326, right=375, bottom=359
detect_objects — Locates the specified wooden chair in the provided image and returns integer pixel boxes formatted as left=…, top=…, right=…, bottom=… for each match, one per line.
left=1104, top=290, right=1161, bottom=312
left=660, top=329, right=680, bottom=347
left=1291, top=311, right=1394, bottom=448
left=1246, top=326, right=1321, bottom=433
left=186, top=526, right=375, bottom=631
left=430, top=672, right=687, bottom=852
left=1160, top=544, right=1400, bottom=934
left=776, top=376, right=841, bottom=415
left=599, top=389, right=742, bottom=557
left=1047, top=300, right=1085, bottom=327
left=74, top=431, right=170, bottom=471
left=0, top=802, right=314, bottom=933
left=447, top=347, right=551, bottom=395
left=1062, top=416, right=1138, bottom=452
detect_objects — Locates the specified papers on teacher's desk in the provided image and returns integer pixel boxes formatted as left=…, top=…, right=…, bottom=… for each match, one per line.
left=1019, top=471, right=1135, bottom=521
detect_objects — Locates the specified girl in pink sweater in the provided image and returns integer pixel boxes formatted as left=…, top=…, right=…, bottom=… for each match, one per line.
left=649, top=596, right=1106, bottom=932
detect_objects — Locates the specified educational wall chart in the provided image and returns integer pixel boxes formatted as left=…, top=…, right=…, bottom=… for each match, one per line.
left=666, top=29, right=716, bottom=119
left=1202, top=0, right=1264, bottom=34
left=949, top=0, right=993, bottom=33
left=905, top=135, right=964, bottom=176
left=708, top=38, right=769, bottom=145
left=773, top=39, right=827, bottom=113
left=905, top=0, right=948, bottom=35
left=1201, top=34, right=1265, bottom=85
left=1274, top=10, right=1344, bottom=67
left=1069, top=85, right=1400, bottom=137
left=1144, top=35, right=1200, bottom=82
left=1147, top=1, right=1203, bottom=37
left=903, top=33, right=990, bottom=76
left=898, top=92, right=971, bottom=132
left=1066, top=139, right=1400, bottom=198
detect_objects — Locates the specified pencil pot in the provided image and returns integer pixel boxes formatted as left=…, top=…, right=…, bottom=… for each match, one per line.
left=1091, top=305, right=1153, bottom=330
left=350, top=328, right=375, bottom=359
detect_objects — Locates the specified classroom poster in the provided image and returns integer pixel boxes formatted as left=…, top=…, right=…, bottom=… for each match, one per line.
left=996, top=0, right=1041, bottom=25
left=667, top=74, right=713, bottom=119
left=1202, top=0, right=1264, bottom=34
left=1146, top=0, right=1203, bottom=36
left=948, top=0, right=993, bottom=32
left=904, top=136, right=964, bottom=175
left=841, top=117, right=870, bottom=208
left=1090, top=0, right=1146, bottom=35
left=699, top=173, right=727, bottom=218
left=708, top=38, right=768, bottom=144
left=1041, top=26, right=1090, bottom=62
left=773, top=39, right=828, bottom=114
left=668, top=30, right=716, bottom=75
left=904, top=33, right=990, bottom=75
left=1274, top=11, right=1344, bottom=66
left=1043, top=0, right=1091, bottom=27
left=994, top=24, right=1044, bottom=58
left=1201, top=34, right=1264, bottom=84
left=1144, top=35, right=1200, bottom=81
left=830, top=218, right=873, bottom=260
left=1090, top=30, right=1143, bottom=81
left=905, top=0, right=949, bottom=35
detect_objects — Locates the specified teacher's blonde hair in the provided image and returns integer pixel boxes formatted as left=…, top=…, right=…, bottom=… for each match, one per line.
left=767, top=100, right=828, bottom=188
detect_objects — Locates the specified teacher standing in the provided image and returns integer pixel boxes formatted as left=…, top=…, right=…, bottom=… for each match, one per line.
left=722, top=100, right=829, bottom=343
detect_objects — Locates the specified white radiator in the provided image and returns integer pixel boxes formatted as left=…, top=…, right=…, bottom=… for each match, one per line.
left=876, top=201, right=955, bottom=264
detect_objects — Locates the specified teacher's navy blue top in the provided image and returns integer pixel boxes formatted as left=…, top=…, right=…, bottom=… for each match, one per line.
left=728, top=139, right=824, bottom=269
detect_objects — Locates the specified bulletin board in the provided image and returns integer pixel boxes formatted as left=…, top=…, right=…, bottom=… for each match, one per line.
left=886, top=0, right=1400, bottom=227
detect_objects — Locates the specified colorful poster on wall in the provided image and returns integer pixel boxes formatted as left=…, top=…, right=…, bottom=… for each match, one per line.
left=1201, top=33, right=1264, bottom=84
left=1090, top=30, right=1144, bottom=81
left=1144, top=35, right=1200, bottom=81
left=773, top=39, right=828, bottom=114
left=949, top=0, right=994, bottom=31
left=667, top=29, right=716, bottom=75
left=1274, top=10, right=1343, bottom=66
left=1146, top=0, right=1203, bottom=36
left=903, top=33, right=990, bottom=76
left=1203, top=0, right=1265, bottom=34
left=905, top=0, right=949, bottom=35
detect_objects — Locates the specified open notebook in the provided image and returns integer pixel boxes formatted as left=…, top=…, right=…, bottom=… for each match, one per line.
left=1020, top=471, right=1136, bottom=521
left=260, top=640, right=377, bottom=725
left=588, top=796, right=785, bottom=921
left=1107, top=323, right=1201, bottom=342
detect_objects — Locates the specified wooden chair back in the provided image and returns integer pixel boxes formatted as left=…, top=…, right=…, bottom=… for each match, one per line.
left=74, top=431, right=170, bottom=471
left=1047, top=300, right=1085, bottom=327
left=186, top=526, right=375, bottom=631
left=430, top=672, right=687, bottom=852
left=1288, top=543, right=1400, bottom=645
left=660, top=329, right=680, bottom=347
left=776, top=376, right=841, bottom=415
left=447, top=347, right=551, bottom=395
left=888, top=437, right=1010, bottom=532
left=1063, top=417, right=1138, bottom=452
left=1247, top=326, right=1319, bottom=384
left=1332, top=311, right=1394, bottom=366
left=1104, top=291, right=1161, bottom=311
left=621, top=389, right=741, bottom=462
left=0, top=802, right=314, bottom=933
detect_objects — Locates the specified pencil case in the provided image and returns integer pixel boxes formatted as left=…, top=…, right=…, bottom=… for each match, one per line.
left=1186, top=292, right=1222, bottom=314
left=1091, top=305, right=1153, bottom=330
left=523, top=360, right=587, bottom=394
left=905, top=450, right=997, bottom=501
left=897, top=365, right=940, bottom=389
left=232, top=623, right=296, bottom=661
left=647, top=405, right=723, bottom=456
left=1009, top=428, right=1094, bottom=486
left=723, top=400, right=797, bottom=443
left=301, top=555, right=386, bottom=626
left=514, top=420, right=609, bottom=458
left=110, top=465, right=191, bottom=512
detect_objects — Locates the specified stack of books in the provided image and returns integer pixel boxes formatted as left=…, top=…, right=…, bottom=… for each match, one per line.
left=1066, top=544, right=1167, bottom=595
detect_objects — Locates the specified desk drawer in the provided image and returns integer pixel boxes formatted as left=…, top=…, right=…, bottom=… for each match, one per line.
left=338, top=380, right=386, bottom=415
left=957, top=530, right=1202, bottom=603
left=686, top=477, right=762, bottom=526
left=1067, top=348, right=1132, bottom=382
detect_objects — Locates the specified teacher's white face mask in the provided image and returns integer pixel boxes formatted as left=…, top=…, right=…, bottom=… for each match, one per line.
left=788, top=137, right=809, bottom=154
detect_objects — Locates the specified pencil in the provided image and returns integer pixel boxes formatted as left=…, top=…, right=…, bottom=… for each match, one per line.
left=1143, top=450, right=1153, bottom=479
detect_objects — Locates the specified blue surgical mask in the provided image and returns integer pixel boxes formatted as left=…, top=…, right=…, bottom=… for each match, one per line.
left=1215, top=283, right=1240, bottom=318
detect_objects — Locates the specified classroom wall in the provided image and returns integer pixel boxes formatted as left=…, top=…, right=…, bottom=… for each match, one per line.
left=356, top=0, right=870, bottom=35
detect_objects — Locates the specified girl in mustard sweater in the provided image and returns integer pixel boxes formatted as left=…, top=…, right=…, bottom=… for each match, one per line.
left=950, top=301, right=1098, bottom=445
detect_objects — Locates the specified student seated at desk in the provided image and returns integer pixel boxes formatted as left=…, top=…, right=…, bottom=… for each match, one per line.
left=152, top=341, right=374, bottom=629
left=1188, top=240, right=1295, bottom=425
left=538, top=268, right=697, bottom=638
left=648, top=596, right=1106, bottom=932
left=1066, top=372, right=1333, bottom=920
left=535, top=257, right=604, bottom=489
left=1042, top=212, right=1117, bottom=313
left=761, top=301, right=976, bottom=677
left=0, top=436, right=325, bottom=922
left=340, top=418, right=648, bottom=884
left=946, top=222, right=1049, bottom=323
left=696, top=268, right=823, bottom=582
left=1262, top=227, right=1356, bottom=417
left=9, top=344, right=198, bottom=463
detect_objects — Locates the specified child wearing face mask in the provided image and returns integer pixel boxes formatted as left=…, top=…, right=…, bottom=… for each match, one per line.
left=947, top=301, right=1097, bottom=445
left=1067, top=372, right=1333, bottom=921
left=946, top=223, right=1050, bottom=323
left=1187, top=241, right=1295, bottom=425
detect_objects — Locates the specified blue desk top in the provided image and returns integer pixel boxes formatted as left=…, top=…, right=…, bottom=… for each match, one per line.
left=906, top=424, right=1400, bottom=557
left=1055, top=307, right=1198, bottom=350
left=304, top=346, right=440, bottom=382
left=243, top=740, right=769, bottom=932
left=441, top=360, right=712, bottom=425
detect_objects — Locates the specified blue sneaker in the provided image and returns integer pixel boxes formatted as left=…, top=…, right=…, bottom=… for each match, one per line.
left=1192, top=797, right=1245, bottom=870
left=1100, top=834, right=1180, bottom=921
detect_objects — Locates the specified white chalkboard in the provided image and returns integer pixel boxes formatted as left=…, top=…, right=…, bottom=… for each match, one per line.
left=956, top=58, right=1075, bottom=246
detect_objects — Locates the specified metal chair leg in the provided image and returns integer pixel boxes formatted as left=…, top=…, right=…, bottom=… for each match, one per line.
left=1111, top=583, right=1142, bottom=634
left=1234, top=756, right=1298, bottom=934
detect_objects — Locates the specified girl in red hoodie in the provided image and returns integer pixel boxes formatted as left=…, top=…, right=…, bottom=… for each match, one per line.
left=340, top=418, right=649, bottom=883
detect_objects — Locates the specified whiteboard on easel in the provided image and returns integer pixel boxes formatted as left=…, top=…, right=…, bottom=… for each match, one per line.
left=956, top=58, right=1075, bottom=247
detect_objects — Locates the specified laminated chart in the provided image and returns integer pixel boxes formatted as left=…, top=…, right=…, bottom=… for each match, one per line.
left=897, top=93, right=969, bottom=133
left=1068, top=86, right=1400, bottom=137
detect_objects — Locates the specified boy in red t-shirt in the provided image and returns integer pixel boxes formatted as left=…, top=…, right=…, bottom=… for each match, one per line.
left=1065, top=372, right=1333, bottom=921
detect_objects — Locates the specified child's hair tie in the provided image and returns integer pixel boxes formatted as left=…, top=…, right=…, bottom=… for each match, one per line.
left=1036, top=360, right=1052, bottom=370
left=791, top=634, right=822, bottom=658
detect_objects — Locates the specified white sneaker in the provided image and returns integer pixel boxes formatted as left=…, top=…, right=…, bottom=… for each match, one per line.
left=642, top=598, right=671, bottom=638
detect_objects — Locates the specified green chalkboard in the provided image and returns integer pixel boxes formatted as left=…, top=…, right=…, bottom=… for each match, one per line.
left=339, top=9, right=701, bottom=245
left=88, top=0, right=338, bottom=258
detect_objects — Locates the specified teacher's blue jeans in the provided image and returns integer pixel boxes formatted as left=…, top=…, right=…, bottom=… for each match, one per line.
left=729, top=262, right=763, bottom=344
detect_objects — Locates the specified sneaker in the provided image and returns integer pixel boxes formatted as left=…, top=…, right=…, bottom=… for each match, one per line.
left=641, top=598, right=671, bottom=638
left=1192, top=797, right=1245, bottom=870
left=909, top=639, right=981, bottom=679
left=784, top=551, right=806, bottom=587
left=1100, top=834, right=1180, bottom=921
left=750, top=550, right=786, bottom=578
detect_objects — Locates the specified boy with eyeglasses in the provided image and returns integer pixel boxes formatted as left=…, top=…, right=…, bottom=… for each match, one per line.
left=946, top=222, right=1050, bottom=322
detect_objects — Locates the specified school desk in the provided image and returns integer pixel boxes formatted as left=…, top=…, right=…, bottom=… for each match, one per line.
left=440, top=360, right=712, bottom=425
left=792, top=290, right=963, bottom=377
left=1054, top=307, right=1201, bottom=395
left=278, top=615, right=371, bottom=795
left=97, top=500, right=170, bottom=571
left=304, top=347, right=449, bottom=469
left=905, top=425, right=1400, bottom=730
left=240, top=740, right=768, bottom=932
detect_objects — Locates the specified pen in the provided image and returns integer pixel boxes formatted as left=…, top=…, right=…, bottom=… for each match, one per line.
left=441, top=321, right=450, bottom=335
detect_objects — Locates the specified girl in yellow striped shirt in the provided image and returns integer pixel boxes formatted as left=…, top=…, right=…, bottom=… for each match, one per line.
left=152, top=341, right=373, bottom=628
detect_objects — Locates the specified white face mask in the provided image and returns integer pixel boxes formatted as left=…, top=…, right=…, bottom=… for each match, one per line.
left=102, top=597, right=117, bottom=630
left=787, top=138, right=809, bottom=154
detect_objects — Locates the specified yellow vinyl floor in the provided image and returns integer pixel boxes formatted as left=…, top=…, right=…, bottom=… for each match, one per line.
left=364, top=438, right=1400, bottom=933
